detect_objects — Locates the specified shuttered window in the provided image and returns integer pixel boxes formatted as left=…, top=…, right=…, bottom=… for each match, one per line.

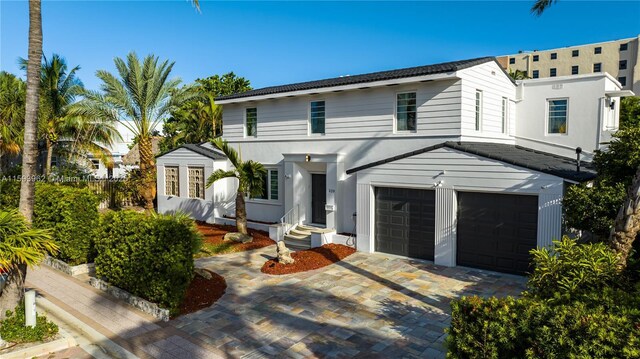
left=396, top=92, right=417, bottom=132
left=188, top=167, right=205, bottom=199
left=548, top=99, right=568, bottom=134
left=165, top=167, right=179, bottom=196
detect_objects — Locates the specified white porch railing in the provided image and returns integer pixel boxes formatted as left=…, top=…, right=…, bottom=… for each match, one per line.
left=280, top=204, right=300, bottom=241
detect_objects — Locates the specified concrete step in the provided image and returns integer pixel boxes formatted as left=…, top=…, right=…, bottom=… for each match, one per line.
left=290, top=228, right=312, bottom=236
left=283, top=235, right=311, bottom=250
left=297, top=224, right=332, bottom=234
left=284, top=232, right=310, bottom=240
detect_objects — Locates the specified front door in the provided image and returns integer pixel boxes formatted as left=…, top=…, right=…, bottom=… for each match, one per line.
left=311, top=174, right=326, bottom=225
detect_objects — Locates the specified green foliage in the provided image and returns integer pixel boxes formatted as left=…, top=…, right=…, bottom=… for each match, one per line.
left=0, top=180, right=20, bottom=210
left=0, top=71, right=25, bottom=160
left=0, top=209, right=56, bottom=271
left=207, top=138, right=266, bottom=197
left=563, top=182, right=626, bottom=237
left=94, top=211, right=202, bottom=314
left=508, top=69, right=529, bottom=80
left=118, top=169, right=146, bottom=206
left=0, top=304, right=59, bottom=344
left=621, top=96, right=640, bottom=129
left=594, top=126, right=640, bottom=186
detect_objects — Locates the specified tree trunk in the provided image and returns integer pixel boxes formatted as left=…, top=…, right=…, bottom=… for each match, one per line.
left=18, top=0, right=43, bottom=223
left=45, top=138, right=52, bottom=176
left=138, top=135, right=156, bottom=212
left=235, top=190, right=248, bottom=234
left=609, top=165, right=640, bottom=268
left=0, top=264, right=27, bottom=321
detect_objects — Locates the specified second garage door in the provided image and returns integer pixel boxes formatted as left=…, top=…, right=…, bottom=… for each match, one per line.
left=457, top=192, right=538, bottom=275
left=375, top=187, right=435, bottom=260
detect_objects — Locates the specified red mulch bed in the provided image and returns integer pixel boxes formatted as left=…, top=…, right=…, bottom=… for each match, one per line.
left=261, top=244, right=356, bottom=275
left=196, top=222, right=276, bottom=252
left=177, top=269, right=226, bottom=316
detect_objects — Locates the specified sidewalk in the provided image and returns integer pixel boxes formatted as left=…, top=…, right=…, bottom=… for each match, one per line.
left=26, top=266, right=225, bottom=359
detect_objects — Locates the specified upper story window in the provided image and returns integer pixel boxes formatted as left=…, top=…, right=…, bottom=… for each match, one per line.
left=550, top=68, right=557, bottom=77
left=475, top=90, right=483, bottom=131
left=532, top=55, right=539, bottom=62
left=594, top=47, right=602, bottom=54
left=245, top=108, right=257, bottom=137
left=251, top=168, right=278, bottom=201
left=593, top=63, right=602, bottom=72
left=501, top=97, right=508, bottom=134
left=396, top=92, right=417, bottom=132
left=310, top=101, right=325, bottom=134
left=571, top=65, right=579, bottom=75
left=550, top=53, right=557, bottom=60
left=91, top=159, right=100, bottom=170
left=188, top=167, right=205, bottom=199
left=619, top=60, right=627, bottom=70
left=619, top=77, right=627, bottom=87
left=532, top=70, right=539, bottom=78
left=509, top=58, right=515, bottom=64
left=620, top=43, right=628, bottom=51
left=165, top=166, right=180, bottom=196
left=548, top=99, right=568, bottom=135
left=572, top=50, right=579, bottom=57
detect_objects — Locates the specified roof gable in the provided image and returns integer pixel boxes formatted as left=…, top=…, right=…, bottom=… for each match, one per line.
left=156, top=143, right=227, bottom=161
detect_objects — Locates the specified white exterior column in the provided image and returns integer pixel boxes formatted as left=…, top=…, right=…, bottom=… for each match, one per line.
left=537, top=191, right=563, bottom=248
left=356, top=183, right=373, bottom=253
left=434, top=186, right=457, bottom=267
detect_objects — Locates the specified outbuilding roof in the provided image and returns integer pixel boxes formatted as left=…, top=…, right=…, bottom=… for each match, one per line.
left=346, top=141, right=597, bottom=182
left=216, top=57, right=504, bottom=101
left=156, top=143, right=227, bottom=160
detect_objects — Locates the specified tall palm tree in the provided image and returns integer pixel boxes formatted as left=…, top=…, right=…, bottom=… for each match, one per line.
left=0, top=210, right=57, bottom=320
left=609, top=167, right=640, bottom=268
left=206, top=138, right=266, bottom=235
left=0, top=72, right=25, bottom=172
left=73, top=52, right=189, bottom=211
left=531, top=0, right=557, bottom=15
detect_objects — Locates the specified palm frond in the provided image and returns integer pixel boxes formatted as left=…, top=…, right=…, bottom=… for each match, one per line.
left=241, top=160, right=267, bottom=197
left=211, top=138, right=241, bottom=168
left=206, top=169, right=237, bottom=188
left=531, top=0, right=557, bottom=16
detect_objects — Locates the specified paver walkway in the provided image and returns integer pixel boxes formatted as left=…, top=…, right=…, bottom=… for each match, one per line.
left=27, top=246, right=526, bottom=358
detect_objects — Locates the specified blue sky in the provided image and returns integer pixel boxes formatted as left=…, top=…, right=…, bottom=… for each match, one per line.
left=1, top=1, right=639, bottom=91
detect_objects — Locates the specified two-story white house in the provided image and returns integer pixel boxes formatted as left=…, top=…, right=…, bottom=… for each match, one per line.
left=156, top=57, right=631, bottom=274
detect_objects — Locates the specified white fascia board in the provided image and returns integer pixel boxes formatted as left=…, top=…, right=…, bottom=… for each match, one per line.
left=215, top=72, right=458, bottom=104
left=606, top=90, right=635, bottom=97
left=518, top=72, right=619, bottom=86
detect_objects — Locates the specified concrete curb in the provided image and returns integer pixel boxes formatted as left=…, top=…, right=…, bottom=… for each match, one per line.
left=1, top=335, right=74, bottom=359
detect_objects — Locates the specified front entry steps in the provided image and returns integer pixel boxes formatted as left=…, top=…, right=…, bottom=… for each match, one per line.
left=284, top=224, right=331, bottom=251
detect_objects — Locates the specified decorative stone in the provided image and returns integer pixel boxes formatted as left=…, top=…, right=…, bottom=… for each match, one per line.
left=276, top=241, right=295, bottom=265
left=43, top=255, right=95, bottom=276
left=195, top=268, right=212, bottom=280
left=89, top=277, right=170, bottom=322
left=223, top=232, right=254, bottom=243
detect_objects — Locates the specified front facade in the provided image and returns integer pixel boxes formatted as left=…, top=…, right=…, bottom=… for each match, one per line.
left=497, top=35, right=640, bottom=93
left=157, top=57, right=629, bottom=275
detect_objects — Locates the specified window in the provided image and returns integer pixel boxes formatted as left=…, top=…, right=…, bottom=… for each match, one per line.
left=51, top=156, right=58, bottom=167
left=532, top=55, right=539, bottom=62
left=509, top=58, right=515, bottom=64
left=91, top=159, right=100, bottom=170
left=188, top=167, right=205, bottom=199
left=165, top=167, right=179, bottom=196
left=532, top=70, right=539, bottom=78
left=550, top=53, right=557, bottom=60
left=245, top=108, right=257, bottom=137
left=619, top=60, right=627, bottom=70
left=620, top=43, right=628, bottom=51
left=572, top=49, right=579, bottom=57
left=475, top=90, right=482, bottom=131
left=571, top=65, right=579, bottom=75
left=310, top=101, right=325, bottom=134
left=251, top=169, right=278, bottom=201
left=501, top=97, right=508, bottom=134
left=548, top=99, right=568, bottom=134
left=593, top=63, right=602, bottom=72
left=594, top=47, right=602, bottom=54
left=619, top=76, right=627, bottom=86
left=550, top=68, right=557, bottom=77
left=396, top=92, right=417, bottom=132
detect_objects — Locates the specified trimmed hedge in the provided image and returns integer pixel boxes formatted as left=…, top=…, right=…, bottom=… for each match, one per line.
left=94, top=211, right=202, bottom=314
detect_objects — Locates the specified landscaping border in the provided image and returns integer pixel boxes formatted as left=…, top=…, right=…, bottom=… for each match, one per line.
left=43, top=256, right=94, bottom=277
left=88, top=277, right=170, bottom=322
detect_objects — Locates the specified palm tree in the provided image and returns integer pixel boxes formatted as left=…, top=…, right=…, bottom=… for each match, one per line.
left=508, top=69, right=530, bottom=80
left=609, top=167, right=640, bottom=268
left=19, top=0, right=43, bottom=223
left=0, top=210, right=57, bottom=320
left=0, top=72, right=25, bottom=172
left=531, top=0, right=557, bottom=15
left=206, top=138, right=266, bottom=235
left=72, top=52, right=189, bottom=211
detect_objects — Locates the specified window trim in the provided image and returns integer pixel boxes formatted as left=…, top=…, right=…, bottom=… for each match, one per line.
left=571, top=65, right=579, bottom=75
left=532, top=54, right=539, bottom=62
left=550, top=68, right=557, bottom=77
left=572, top=49, right=579, bottom=57
left=550, top=52, right=557, bottom=60
left=187, top=166, right=206, bottom=200
left=165, top=166, right=180, bottom=197
left=593, top=63, right=602, bottom=72
left=546, top=98, right=569, bottom=136
left=308, top=100, right=326, bottom=136
left=594, top=47, right=602, bottom=54
left=244, top=107, right=258, bottom=138
left=475, top=89, right=483, bottom=131
left=532, top=70, right=539, bottom=79
left=247, top=167, right=280, bottom=203
left=394, top=90, right=418, bottom=134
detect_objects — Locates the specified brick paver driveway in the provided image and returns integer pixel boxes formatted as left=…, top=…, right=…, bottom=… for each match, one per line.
left=174, top=245, right=526, bottom=358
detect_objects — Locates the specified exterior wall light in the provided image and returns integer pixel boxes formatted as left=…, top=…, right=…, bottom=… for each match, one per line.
left=305, top=155, right=311, bottom=162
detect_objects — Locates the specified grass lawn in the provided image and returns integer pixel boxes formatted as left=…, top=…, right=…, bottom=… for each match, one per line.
left=195, top=223, right=275, bottom=258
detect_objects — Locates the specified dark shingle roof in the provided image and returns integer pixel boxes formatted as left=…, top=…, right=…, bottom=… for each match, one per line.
left=346, top=141, right=596, bottom=182
left=216, top=57, right=503, bottom=101
left=156, top=143, right=227, bottom=160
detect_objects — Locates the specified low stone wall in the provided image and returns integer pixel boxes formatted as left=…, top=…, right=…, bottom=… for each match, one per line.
left=43, top=256, right=94, bottom=276
left=89, top=277, right=170, bottom=322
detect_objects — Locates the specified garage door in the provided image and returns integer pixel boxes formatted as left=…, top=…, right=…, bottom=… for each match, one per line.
left=457, top=192, right=538, bottom=275
left=375, top=187, right=435, bottom=260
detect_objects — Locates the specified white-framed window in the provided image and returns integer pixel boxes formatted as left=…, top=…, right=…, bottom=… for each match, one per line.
left=547, top=98, right=568, bottom=135
left=309, top=101, right=325, bottom=134
left=395, top=92, right=417, bottom=132
left=501, top=97, right=508, bottom=134
left=188, top=167, right=205, bottom=199
left=475, top=90, right=483, bottom=131
left=91, top=159, right=100, bottom=170
left=245, top=107, right=257, bottom=137
left=251, top=168, right=279, bottom=201
left=165, top=166, right=180, bottom=196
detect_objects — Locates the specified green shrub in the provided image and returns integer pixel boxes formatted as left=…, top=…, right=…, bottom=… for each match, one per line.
left=94, top=211, right=202, bottom=314
left=0, top=304, right=59, bottom=344
left=0, top=180, right=20, bottom=210
left=34, top=183, right=100, bottom=265
left=563, top=183, right=626, bottom=238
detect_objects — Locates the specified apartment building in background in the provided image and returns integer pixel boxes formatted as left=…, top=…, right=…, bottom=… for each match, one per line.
left=497, top=35, right=640, bottom=93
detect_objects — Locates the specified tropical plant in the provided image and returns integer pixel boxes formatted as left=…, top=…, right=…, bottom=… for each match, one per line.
left=620, top=96, right=640, bottom=129
left=206, top=138, right=266, bottom=234
left=72, top=52, right=190, bottom=211
left=0, top=72, right=25, bottom=172
left=531, top=0, right=558, bottom=15
left=0, top=210, right=57, bottom=320
left=508, top=69, right=529, bottom=80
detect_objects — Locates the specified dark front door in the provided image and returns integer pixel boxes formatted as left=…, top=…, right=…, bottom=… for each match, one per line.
left=311, top=174, right=326, bottom=224
left=457, top=192, right=538, bottom=275
left=374, top=187, right=435, bottom=260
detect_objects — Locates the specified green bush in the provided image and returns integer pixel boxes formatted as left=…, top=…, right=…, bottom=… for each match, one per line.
left=563, top=183, right=626, bottom=238
left=0, top=180, right=20, bottom=210
left=94, top=211, right=202, bottom=314
left=0, top=304, right=59, bottom=344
